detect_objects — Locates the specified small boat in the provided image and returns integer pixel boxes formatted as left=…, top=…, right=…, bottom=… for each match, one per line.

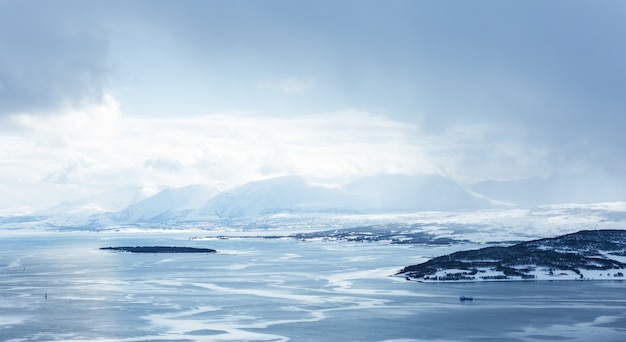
left=459, top=295, right=473, bottom=301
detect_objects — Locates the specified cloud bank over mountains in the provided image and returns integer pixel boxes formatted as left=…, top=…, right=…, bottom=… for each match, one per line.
left=1, top=108, right=591, bottom=210
left=1, top=1, right=625, bottom=210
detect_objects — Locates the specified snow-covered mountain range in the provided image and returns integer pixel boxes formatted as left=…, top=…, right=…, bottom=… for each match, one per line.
left=104, top=185, right=220, bottom=224
left=186, top=174, right=491, bottom=222
left=27, top=174, right=490, bottom=227
left=186, top=176, right=360, bottom=222
left=1, top=173, right=625, bottom=234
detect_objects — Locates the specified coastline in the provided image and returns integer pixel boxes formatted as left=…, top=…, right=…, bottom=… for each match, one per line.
left=402, top=267, right=626, bottom=282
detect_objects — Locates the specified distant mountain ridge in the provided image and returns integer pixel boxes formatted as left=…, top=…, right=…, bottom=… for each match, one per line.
left=187, top=174, right=490, bottom=222
left=9, top=173, right=625, bottom=229
left=109, top=185, right=219, bottom=223
left=34, top=185, right=157, bottom=226
left=4, top=171, right=626, bottom=230
left=27, top=173, right=491, bottom=227
left=186, top=176, right=360, bottom=221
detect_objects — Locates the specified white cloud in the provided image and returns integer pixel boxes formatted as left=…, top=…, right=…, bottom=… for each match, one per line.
left=6, top=94, right=121, bottom=146
left=0, top=97, right=556, bottom=209
left=118, top=109, right=435, bottom=187
left=423, top=123, right=551, bottom=184
left=0, top=105, right=437, bottom=208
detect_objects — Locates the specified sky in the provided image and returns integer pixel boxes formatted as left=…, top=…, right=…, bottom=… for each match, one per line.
left=1, top=0, right=625, bottom=210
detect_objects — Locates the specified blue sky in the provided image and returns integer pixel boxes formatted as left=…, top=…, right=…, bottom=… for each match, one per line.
left=0, top=1, right=625, bottom=209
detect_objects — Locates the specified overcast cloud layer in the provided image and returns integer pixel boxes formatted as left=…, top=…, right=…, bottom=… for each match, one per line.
left=0, top=0, right=625, bottom=209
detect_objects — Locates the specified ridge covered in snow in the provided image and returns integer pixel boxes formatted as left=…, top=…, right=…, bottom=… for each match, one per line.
left=109, top=185, right=220, bottom=223
left=187, top=174, right=491, bottom=222
left=185, top=176, right=361, bottom=221
left=1, top=174, right=626, bottom=239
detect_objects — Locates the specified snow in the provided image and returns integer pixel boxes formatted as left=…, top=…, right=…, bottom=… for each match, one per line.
left=186, top=176, right=361, bottom=221
left=40, top=184, right=155, bottom=215
left=111, top=184, right=219, bottom=223
left=186, top=174, right=492, bottom=221
left=0, top=175, right=625, bottom=246
left=4, top=200, right=626, bottom=246
left=412, top=266, right=626, bottom=283
left=31, top=184, right=157, bottom=226
left=603, top=253, right=626, bottom=263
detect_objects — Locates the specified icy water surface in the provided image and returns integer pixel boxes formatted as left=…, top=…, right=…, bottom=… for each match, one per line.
left=1, top=232, right=625, bottom=341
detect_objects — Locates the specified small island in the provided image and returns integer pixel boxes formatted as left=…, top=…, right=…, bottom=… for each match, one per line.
left=397, top=229, right=626, bottom=281
left=100, top=246, right=216, bottom=253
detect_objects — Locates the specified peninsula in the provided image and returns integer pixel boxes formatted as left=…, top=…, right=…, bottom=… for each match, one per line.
left=397, top=229, right=626, bottom=281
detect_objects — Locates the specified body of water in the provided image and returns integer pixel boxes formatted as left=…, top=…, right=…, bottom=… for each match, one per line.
left=1, top=232, right=625, bottom=341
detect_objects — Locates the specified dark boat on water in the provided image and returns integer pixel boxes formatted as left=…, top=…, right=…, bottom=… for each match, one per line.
left=459, top=295, right=473, bottom=301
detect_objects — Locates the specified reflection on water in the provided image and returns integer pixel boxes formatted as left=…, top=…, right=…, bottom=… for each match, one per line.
left=0, top=232, right=625, bottom=341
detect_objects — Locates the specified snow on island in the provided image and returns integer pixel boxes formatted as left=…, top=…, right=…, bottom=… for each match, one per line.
left=397, top=229, right=626, bottom=281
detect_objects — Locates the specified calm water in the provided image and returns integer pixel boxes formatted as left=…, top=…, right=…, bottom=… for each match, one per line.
left=1, top=232, right=625, bottom=341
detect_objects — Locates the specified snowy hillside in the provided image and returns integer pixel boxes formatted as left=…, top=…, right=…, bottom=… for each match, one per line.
left=397, top=229, right=626, bottom=281
left=186, top=176, right=359, bottom=221
left=185, top=174, right=491, bottom=221
left=3, top=174, right=626, bottom=234
left=35, top=185, right=157, bottom=226
left=108, top=185, right=220, bottom=223
left=41, top=185, right=153, bottom=216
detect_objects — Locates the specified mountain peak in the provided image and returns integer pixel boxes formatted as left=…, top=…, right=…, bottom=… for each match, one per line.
left=109, top=184, right=219, bottom=223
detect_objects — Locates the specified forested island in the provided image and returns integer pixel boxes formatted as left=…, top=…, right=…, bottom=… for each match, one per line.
left=100, top=246, right=216, bottom=253
left=398, top=229, right=626, bottom=281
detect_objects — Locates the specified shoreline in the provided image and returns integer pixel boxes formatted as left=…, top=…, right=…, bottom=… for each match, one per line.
left=402, top=268, right=626, bottom=283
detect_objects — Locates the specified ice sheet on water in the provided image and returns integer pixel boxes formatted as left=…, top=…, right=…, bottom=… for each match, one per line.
left=1, top=233, right=626, bottom=341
